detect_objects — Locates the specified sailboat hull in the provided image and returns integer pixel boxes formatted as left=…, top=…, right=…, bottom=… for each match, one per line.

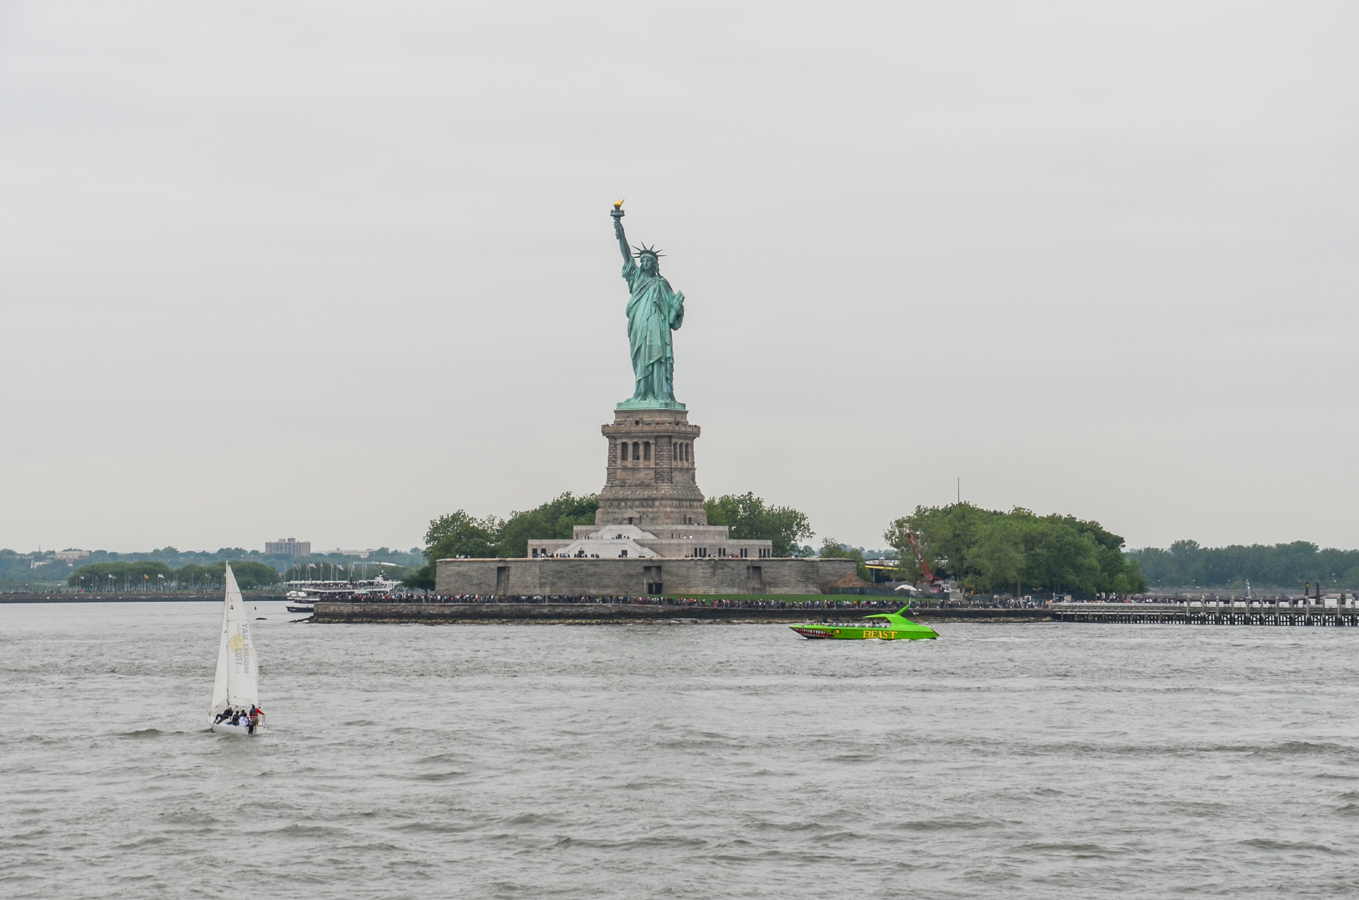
left=210, top=722, right=265, bottom=736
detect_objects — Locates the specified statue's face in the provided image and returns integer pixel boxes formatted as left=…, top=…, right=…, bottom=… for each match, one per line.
left=639, top=254, right=657, bottom=274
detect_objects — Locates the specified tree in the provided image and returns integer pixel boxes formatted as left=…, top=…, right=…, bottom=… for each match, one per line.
left=498, top=493, right=599, bottom=558
left=401, top=564, right=436, bottom=591
left=703, top=492, right=813, bottom=557
left=818, top=538, right=870, bottom=580
left=885, top=503, right=993, bottom=583
left=966, top=517, right=1026, bottom=592
left=405, top=510, right=503, bottom=591
left=216, top=560, right=282, bottom=588
left=1023, top=518, right=1101, bottom=593
left=423, top=510, right=504, bottom=561
left=411, top=496, right=601, bottom=590
left=67, top=559, right=280, bottom=589
left=69, top=560, right=173, bottom=588
left=884, top=503, right=1146, bottom=594
left=1127, top=539, right=1355, bottom=589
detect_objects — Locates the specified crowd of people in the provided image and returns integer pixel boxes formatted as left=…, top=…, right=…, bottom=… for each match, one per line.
left=318, top=593, right=1178, bottom=608
left=378, top=595, right=920, bottom=608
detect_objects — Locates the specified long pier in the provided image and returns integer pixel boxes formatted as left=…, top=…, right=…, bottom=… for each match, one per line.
left=1051, top=601, right=1359, bottom=627
left=309, top=599, right=1359, bottom=627
left=309, top=601, right=1053, bottom=625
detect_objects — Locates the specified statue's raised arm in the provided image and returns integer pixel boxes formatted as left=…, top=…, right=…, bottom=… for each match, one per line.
left=613, top=204, right=631, bottom=264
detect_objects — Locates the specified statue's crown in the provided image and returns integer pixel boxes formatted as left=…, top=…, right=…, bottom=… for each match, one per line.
left=632, top=244, right=664, bottom=259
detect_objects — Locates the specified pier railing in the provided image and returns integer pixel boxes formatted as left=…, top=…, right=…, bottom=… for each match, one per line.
left=1051, top=600, right=1359, bottom=627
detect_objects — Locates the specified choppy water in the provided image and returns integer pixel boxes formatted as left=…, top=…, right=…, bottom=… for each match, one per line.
left=2, top=602, right=1358, bottom=899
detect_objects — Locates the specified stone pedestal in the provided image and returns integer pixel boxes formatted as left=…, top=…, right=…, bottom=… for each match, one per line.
left=596, top=407, right=707, bottom=527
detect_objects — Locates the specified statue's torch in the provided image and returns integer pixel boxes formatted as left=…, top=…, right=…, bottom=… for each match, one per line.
left=611, top=199, right=625, bottom=221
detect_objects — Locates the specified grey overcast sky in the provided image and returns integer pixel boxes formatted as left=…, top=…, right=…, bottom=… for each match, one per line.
left=1, top=1, right=1356, bottom=554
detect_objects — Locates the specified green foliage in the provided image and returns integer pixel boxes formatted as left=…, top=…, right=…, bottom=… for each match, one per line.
left=68, top=559, right=280, bottom=589
left=401, top=563, right=436, bottom=590
left=818, top=538, right=870, bottom=580
left=68, top=560, right=173, bottom=587
left=218, top=561, right=282, bottom=588
left=969, top=517, right=1026, bottom=589
left=884, top=503, right=1147, bottom=594
left=703, top=492, right=813, bottom=557
left=1, top=544, right=421, bottom=591
left=414, top=493, right=600, bottom=587
left=498, top=493, right=600, bottom=558
left=423, top=510, right=504, bottom=561
left=422, top=494, right=601, bottom=565
left=1129, top=540, right=1359, bottom=589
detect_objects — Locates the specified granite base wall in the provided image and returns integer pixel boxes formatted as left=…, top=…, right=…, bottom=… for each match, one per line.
left=435, top=557, right=857, bottom=596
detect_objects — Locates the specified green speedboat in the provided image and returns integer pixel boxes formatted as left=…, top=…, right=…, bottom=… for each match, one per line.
left=790, top=606, right=938, bottom=641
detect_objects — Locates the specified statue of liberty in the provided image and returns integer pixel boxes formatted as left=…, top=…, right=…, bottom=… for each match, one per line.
left=611, top=202, right=685, bottom=409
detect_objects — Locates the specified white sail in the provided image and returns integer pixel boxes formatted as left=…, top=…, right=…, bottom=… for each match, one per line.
left=209, top=563, right=259, bottom=717
left=209, top=583, right=230, bottom=715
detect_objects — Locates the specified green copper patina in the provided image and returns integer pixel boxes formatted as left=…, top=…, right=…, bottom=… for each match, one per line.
left=612, top=202, right=685, bottom=410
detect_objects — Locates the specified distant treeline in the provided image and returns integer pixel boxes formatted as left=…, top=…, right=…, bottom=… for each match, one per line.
left=0, top=545, right=424, bottom=590
left=68, top=560, right=283, bottom=590
left=1129, top=541, right=1359, bottom=589
left=885, top=504, right=1148, bottom=594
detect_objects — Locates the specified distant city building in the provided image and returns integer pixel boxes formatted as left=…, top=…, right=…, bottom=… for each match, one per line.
left=54, top=550, right=90, bottom=562
left=265, top=538, right=311, bottom=557
left=341, top=549, right=376, bottom=559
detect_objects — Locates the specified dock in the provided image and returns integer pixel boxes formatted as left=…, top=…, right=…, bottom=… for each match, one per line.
left=1051, top=601, right=1359, bottom=627
left=308, top=599, right=1359, bottom=627
left=309, top=601, right=1053, bottom=625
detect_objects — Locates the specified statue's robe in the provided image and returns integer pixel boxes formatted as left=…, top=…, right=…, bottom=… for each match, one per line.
left=622, top=259, right=684, bottom=402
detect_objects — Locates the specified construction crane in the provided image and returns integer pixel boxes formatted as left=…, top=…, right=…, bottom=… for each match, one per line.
left=906, top=529, right=939, bottom=584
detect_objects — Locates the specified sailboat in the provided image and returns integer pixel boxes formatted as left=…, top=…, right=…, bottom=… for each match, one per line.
left=208, top=563, right=266, bottom=736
